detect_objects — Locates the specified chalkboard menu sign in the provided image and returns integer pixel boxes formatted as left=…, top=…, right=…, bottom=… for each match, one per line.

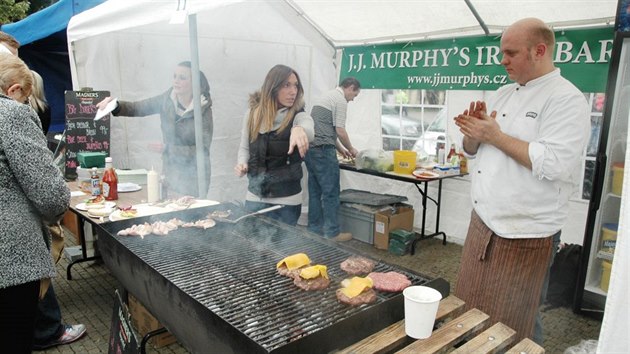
left=109, top=290, right=139, bottom=354
left=64, top=90, right=110, bottom=179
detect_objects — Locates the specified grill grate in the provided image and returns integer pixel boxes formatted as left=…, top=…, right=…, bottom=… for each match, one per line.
left=97, top=205, right=446, bottom=353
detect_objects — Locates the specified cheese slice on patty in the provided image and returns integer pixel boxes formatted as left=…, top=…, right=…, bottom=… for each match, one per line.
left=340, top=276, right=373, bottom=298
left=276, top=253, right=311, bottom=270
left=299, top=265, right=328, bottom=280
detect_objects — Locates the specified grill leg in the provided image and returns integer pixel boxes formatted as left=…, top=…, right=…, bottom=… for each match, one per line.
left=140, top=328, right=168, bottom=354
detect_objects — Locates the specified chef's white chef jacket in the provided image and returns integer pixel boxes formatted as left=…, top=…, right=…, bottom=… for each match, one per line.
left=470, top=69, right=590, bottom=239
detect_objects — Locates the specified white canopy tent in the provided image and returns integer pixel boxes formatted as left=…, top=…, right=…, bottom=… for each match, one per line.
left=66, top=1, right=626, bottom=352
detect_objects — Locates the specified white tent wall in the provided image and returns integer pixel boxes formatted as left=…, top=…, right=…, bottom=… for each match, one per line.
left=68, top=0, right=337, bottom=201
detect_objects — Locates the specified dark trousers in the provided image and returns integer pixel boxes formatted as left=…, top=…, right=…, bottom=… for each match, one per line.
left=33, top=284, right=64, bottom=346
left=245, top=201, right=301, bottom=226
left=0, top=280, right=40, bottom=353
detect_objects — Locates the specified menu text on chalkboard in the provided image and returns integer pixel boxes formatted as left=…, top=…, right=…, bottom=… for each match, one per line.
left=64, top=90, right=110, bottom=179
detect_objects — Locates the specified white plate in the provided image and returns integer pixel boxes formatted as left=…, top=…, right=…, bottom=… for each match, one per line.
left=109, top=204, right=169, bottom=221
left=76, top=201, right=117, bottom=211
left=164, top=199, right=221, bottom=211
left=86, top=208, right=115, bottom=219
left=412, top=170, right=440, bottom=179
left=118, top=183, right=142, bottom=193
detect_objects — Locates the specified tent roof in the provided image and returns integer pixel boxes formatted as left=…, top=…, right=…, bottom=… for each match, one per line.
left=1, top=0, right=106, bottom=46
left=290, top=0, right=618, bottom=46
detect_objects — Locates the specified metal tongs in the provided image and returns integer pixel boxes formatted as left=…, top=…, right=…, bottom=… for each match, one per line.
left=213, top=205, right=283, bottom=224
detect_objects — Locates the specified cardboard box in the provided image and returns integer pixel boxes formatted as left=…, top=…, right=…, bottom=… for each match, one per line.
left=374, top=205, right=414, bottom=250
left=128, top=294, right=177, bottom=348
left=62, top=210, right=80, bottom=244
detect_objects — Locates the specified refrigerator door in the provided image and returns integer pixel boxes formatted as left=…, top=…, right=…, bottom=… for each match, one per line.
left=576, top=34, right=629, bottom=314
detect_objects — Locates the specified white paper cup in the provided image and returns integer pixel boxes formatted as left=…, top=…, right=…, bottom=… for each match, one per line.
left=403, top=286, right=442, bottom=339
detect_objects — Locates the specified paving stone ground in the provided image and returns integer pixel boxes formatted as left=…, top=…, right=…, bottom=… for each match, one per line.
left=41, top=230, right=601, bottom=354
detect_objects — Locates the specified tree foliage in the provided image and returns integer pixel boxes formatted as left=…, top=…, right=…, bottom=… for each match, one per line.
left=0, top=0, right=30, bottom=25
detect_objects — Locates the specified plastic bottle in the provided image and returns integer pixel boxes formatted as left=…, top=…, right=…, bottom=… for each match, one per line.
left=147, top=168, right=159, bottom=203
left=459, top=149, right=468, bottom=174
left=447, top=144, right=457, bottom=161
left=102, top=157, right=118, bottom=200
left=90, top=167, right=101, bottom=196
left=437, top=147, right=445, bottom=165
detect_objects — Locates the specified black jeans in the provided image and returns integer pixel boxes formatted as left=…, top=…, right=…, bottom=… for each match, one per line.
left=0, top=280, right=40, bottom=353
left=33, top=284, right=64, bottom=345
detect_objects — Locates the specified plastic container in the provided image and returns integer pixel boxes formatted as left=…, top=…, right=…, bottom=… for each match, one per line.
left=601, top=223, right=618, bottom=254
left=102, top=157, right=118, bottom=200
left=337, top=203, right=375, bottom=244
left=612, top=162, right=624, bottom=196
left=394, top=150, right=417, bottom=174
left=600, top=260, right=612, bottom=292
left=147, top=168, right=159, bottom=203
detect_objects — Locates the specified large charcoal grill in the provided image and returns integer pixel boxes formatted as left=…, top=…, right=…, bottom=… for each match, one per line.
left=95, top=204, right=448, bottom=353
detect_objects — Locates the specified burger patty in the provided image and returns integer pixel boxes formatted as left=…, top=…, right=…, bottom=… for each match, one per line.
left=293, top=276, right=330, bottom=291
left=367, top=271, right=411, bottom=292
left=336, top=288, right=377, bottom=306
left=340, top=256, right=375, bottom=275
left=277, top=266, right=301, bottom=279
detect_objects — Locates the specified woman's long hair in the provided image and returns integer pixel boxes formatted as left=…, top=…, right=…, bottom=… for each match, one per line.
left=29, top=70, right=48, bottom=113
left=247, top=64, right=304, bottom=143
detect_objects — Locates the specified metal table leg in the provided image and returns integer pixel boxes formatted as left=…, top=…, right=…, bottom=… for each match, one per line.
left=66, top=217, right=101, bottom=280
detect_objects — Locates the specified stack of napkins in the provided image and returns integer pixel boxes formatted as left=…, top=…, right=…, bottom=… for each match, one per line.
left=116, top=169, right=148, bottom=185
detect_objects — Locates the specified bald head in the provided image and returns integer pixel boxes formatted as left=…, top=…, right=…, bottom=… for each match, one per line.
left=505, top=18, right=555, bottom=54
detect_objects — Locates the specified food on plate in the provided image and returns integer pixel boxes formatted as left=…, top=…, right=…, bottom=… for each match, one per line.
left=412, top=169, right=439, bottom=179
left=84, top=195, right=106, bottom=209
left=367, top=271, right=411, bottom=292
left=276, top=253, right=311, bottom=278
left=119, top=209, right=138, bottom=218
left=336, top=276, right=377, bottom=306
left=87, top=207, right=114, bottom=217
left=340, top=256, right=375, bottom=275
left=293, top=265, right=330, bottom=291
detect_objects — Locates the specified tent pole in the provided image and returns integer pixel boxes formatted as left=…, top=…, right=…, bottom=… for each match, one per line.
left=188, top=13, right=206, bottom=198
left=464, top=0, right=489, bottom=35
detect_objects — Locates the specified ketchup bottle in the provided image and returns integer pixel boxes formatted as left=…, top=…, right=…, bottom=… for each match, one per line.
left=102, top=157, right=118, bottom=200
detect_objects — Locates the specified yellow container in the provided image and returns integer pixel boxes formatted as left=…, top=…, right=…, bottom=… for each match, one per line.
left=393, top=150, right=417, bottom=174
left=612, top=162, right=624, bottom=196
left=600, top=260, right=612, bottom=292
left=601, top=223, right=618, bottom=254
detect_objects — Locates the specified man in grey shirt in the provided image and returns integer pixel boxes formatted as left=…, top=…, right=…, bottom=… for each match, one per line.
left=305, top=77, right=360, bottom=241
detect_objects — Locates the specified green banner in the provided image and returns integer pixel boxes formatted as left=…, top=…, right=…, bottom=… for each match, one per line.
left=340, top=27, right=613, bottom=92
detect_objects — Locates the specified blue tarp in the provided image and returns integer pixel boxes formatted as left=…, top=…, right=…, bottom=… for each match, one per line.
left=1, top=0, right=107, bottom=133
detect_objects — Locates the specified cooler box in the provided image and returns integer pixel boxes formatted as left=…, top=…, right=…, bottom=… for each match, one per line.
left=340, top=189, right=407, bottom=206
left=388, top=229, right=416, bottom=256
left=338, top=203, right=377, bottom=244
left=77, top=152, right=106, bottom=168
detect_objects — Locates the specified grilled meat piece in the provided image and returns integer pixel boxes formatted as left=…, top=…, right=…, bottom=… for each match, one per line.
left=293, top=276, right=330, bottom=291
left=336, top=288, right=377, bottom=306
left=340, top=256, right=375, bottom=275
left=367, top=271, right=411, bottom=292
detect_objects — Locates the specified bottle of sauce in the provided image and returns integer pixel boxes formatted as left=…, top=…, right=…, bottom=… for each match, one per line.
left=147, top=168, right=159, bottom=203
left=102, top=157, right=118, bottom=200
left=447, top=144, right=457, bottom=161
left=90, top=167, right=101, bottom=196
left=459, top=148, right=468, bottom=174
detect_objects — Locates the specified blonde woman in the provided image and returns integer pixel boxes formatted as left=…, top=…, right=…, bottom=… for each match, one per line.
left=30, top=70, right=51, bottom=134
left=0, top=53, right=70, bottom=352
left=235, top=64, right=314, bottom=225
